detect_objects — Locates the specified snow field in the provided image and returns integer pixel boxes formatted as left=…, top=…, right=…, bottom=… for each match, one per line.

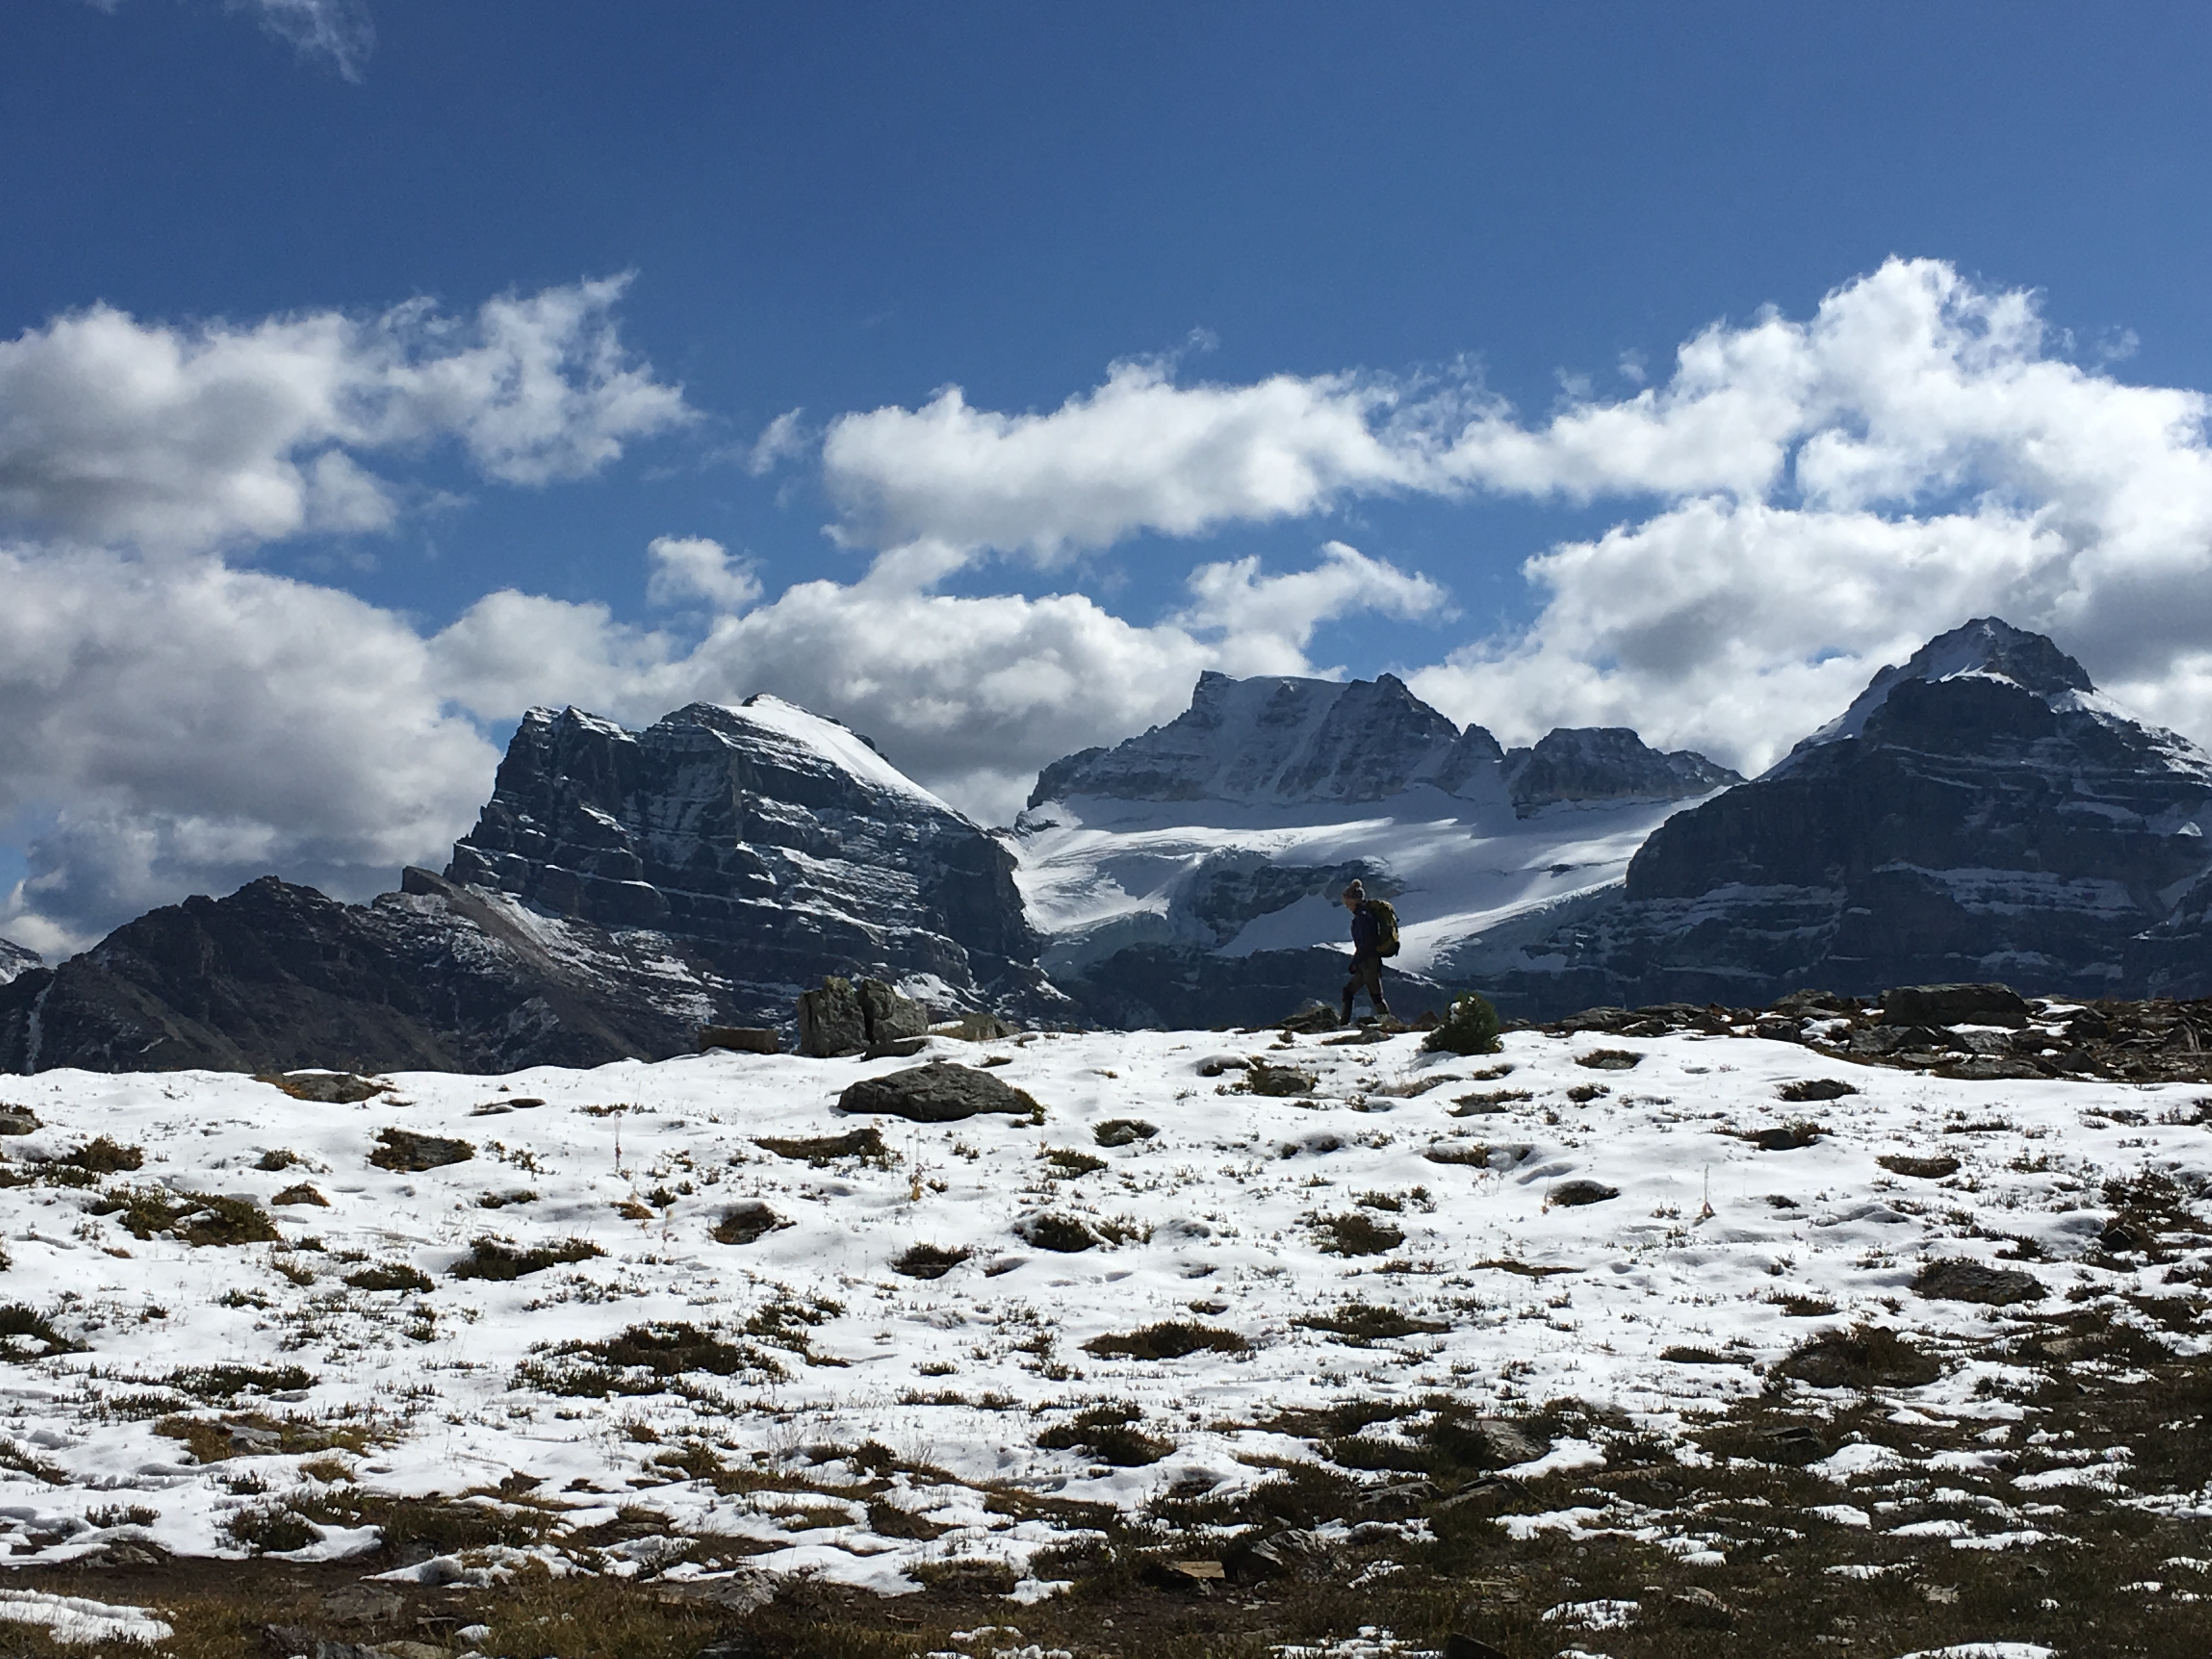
left=0, top=1024, right=2205, bottom=1601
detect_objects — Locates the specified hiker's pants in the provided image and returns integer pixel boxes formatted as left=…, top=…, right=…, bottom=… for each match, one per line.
left=1343, top=951, right=1387, bottom=1013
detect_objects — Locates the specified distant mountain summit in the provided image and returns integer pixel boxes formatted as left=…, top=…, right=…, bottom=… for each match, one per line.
left=1462, top=617, right=2212, bottom=1012
left=1030, top=670, right=1737, bottom=815
left=0, top=698, right=1054, bottom=1075
left=1015, top=671, right=1741, bottom=1026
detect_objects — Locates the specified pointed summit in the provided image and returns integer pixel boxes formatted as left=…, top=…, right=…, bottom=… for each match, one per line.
left=1796, top=617, right=2096, bottom=753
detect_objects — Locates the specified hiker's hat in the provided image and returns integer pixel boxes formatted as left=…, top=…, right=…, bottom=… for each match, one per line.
left=1342, top=879, right=1365, bottom=900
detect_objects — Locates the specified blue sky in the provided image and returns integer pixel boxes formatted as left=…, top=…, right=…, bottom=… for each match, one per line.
left=9, top=1, right=2212, bottom=949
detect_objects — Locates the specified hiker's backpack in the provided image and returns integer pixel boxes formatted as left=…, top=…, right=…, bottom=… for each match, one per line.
left=1368, top=898, right=1401, bottom=957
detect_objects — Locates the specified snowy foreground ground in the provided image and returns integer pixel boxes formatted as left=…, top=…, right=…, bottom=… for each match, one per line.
left=1, top=1023, right=2209, bottom=1657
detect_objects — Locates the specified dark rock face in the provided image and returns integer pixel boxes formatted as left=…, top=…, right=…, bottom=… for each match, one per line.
left=452, top=700, right=1042, bottom=1000
left=0, top=872, right=697, bottom=1075
left=1503, top=728, right=1741, bottom=816
left=0, top=697, right=1057, bottom=1076
left=1463, top=619, right=2212, bottom=1015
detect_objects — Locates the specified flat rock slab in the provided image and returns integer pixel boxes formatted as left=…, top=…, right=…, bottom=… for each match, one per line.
left=837, top=1062, right=1038, bottom=1123
left=1914, top=1256, right=2046, bottom=1305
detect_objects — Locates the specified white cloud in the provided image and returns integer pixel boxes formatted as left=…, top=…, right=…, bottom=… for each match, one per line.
left=645, top=535, right=761, bottom=612
left=820, top=359, right=1426, bottom=562
left=1178, top=539, right=1448, bottom=676
left=81, top=1, right=377, bottom=81
left=0, top=546, right=494, bottom=953
left=823, top=259, right=2212, bottom=773
left=231, top=0, right=375, bottom=80
left=746, top=409, right=810, bottom=477
left=0, top=276, right=690, bottom=554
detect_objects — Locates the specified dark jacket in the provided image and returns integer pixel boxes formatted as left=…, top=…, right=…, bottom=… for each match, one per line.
left=1348, top=901, right=1382, bottom=956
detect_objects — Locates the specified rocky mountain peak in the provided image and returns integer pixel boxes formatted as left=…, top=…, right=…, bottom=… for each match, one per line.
left=0, top=939, right=41, bottom=988
left=1795, top=616, right=2099, bottom=756
left=1028, top=672, right=1488, bottom=807
left=1503, top=727, right=1743, bottom=814
left=1025, top=671, right=1736, bottom=815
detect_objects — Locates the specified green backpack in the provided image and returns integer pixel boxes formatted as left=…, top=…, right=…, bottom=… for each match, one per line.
left=1367, top=898, right=1401, bottom=957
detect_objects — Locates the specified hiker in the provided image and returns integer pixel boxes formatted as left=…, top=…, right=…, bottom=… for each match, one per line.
left=1339, top=879, right=1396, bottom=1023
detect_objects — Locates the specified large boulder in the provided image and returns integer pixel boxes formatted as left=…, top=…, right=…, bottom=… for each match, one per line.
left=797, top=976, right=930, bottom=1058
left=837, top=1062, right=1039, bottom=1123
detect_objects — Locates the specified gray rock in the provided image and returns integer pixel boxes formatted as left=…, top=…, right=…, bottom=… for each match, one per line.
left=1913, top=1257, right=2046, bottom=1305
left=799, top=975, right=932, bottom=1058
left=796, top=978, right=869, bottom=1057
left=698, top=1025, right=778, bottom=1054
left=837, top=1062, right=1039, bottom=1123
left=1881, top=983, right=2032, bottom=1028
left=1502, top=725, right=1742, bottom=816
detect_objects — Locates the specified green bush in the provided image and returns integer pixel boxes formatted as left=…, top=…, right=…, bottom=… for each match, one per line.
left=1425, top=991, right=1502, bottom=1055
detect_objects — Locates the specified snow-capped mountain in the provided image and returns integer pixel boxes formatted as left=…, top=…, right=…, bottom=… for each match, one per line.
left=0, top=937, right=39, bottom=987
left=1014, top=672, right=1740, bottom=1026
left=1464, top=618, right=2212, bottom=1013
left=0, top=699, right=1054, bottom=1075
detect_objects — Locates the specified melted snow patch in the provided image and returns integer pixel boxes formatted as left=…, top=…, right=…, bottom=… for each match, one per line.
left=0, top=1589, right=172, bottom=1645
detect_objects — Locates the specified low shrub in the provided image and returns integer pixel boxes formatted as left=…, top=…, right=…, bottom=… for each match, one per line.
left=448, top=1237, right=603, bottom=1280
left=1424, top=992, right=1502, bottom=1056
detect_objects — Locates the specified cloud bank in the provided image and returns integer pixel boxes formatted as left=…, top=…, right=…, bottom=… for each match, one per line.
left=10, top=257, right=2212, bottom=957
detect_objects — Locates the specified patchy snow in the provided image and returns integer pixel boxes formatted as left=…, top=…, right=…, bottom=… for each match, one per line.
left=0, top=1026, right=2205, bottom=1591
left=0, top=1588, right=171, bottom=1645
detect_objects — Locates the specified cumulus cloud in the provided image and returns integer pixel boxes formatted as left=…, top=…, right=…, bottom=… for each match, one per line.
left=821, top=359, right=1427, bottom=562
left=645, top=535, right=762, bottom=612
left=1178, top=539, right=1448, bottom=676
left=0, top=546, right=494, bottom=955
left=825, top=259, right=2212, bottom=772
left=0, top=276, right=690, bottom=554
left=1408, top=259, right=2212, bottom=768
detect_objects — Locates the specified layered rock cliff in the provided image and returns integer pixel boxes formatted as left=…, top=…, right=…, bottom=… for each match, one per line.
left=1454, top=619, right=2212, bottom=1014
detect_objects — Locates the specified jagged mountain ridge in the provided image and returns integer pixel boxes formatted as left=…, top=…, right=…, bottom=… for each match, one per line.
left=1032, top=669, right=1740, bottom=817
left=0, top=699, right=1056, bottom=1074
left=1457, top=618, right=2212, bottom=1014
